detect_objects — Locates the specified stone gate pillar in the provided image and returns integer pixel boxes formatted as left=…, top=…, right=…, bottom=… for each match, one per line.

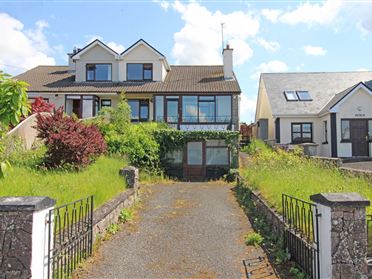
left=0, top=196, right=55, bottom=279
left=310, top=192, right=370, bottom=279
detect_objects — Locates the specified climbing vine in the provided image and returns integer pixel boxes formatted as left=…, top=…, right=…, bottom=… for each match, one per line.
left=154, top=129, right=240, bottom=166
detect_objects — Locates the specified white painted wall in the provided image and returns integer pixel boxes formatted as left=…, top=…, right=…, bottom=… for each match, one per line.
left=75, top=45, right=119, bottom=82
left=31, top=206, right=53, bottom=279
left=336, top=87, right=372, bottom=157
left=278, top=116, right=332, bottom=157
left=315, top=203, right=332, bottom=279
left=119, top=44, right=166, bottom=81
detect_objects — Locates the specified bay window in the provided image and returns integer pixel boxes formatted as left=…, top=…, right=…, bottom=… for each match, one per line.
left=166, top=96, right=179, bottom=123
left=199, top=96, right=215, bottom=122
left=182, top=96, right=198, bottom=122
left=154, top=95, right=232, bottom=124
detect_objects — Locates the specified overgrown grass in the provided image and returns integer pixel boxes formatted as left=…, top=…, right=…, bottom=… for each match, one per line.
left=0, top=154, right=128, bottom=208
left=241, top=139, right=372, bottom=214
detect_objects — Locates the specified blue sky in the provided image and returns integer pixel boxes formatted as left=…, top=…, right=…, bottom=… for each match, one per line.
left=1, top=0, right=372, bottom=122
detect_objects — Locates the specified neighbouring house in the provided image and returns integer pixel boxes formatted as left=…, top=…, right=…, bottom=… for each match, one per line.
left=255, top=72, right=372, bottom=158
left=15, top=39, right=241, bottom=179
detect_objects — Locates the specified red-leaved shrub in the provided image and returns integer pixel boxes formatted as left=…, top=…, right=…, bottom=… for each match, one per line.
left=31, top=97, right=55, bottom=114
left=36, top=107, right=106, bottom=169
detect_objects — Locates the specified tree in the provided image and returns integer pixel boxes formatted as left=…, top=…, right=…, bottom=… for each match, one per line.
left=0, top=71, right=30, bottom=177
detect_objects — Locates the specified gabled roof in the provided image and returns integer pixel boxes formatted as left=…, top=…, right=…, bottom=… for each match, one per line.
left=121, top=39, right=165, bottom=57
left=14, top=65, right=241, bottom=94
left=121, top=39, right=170, bottom=71
left=71, top=39, right=119, bottom=59
left=260, top=72, right=372, bottom=116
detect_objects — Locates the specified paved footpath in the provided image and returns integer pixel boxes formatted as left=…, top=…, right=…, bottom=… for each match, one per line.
left=81, top=182, right=277, bottom=279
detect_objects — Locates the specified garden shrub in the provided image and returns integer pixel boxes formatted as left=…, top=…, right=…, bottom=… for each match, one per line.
left=31, top=97, right=55, bottom=114
left=36, top=107, right=106, bottom=169
left=92, top=95, right=164, bottom=171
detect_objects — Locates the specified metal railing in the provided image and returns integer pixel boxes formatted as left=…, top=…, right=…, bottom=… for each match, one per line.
left=48, top=196, right=94, bottom=279
left=282, top=194, right=321, bottom=279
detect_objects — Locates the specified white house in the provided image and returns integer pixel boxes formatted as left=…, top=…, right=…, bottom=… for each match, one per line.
left=255, top=72, right=372, bottom=158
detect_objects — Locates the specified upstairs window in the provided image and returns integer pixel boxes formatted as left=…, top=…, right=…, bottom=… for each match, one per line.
left=127, top=63, right=153, bottom=81
left=284, top=91, right=298, bottom=101
left=86, top=64, right=112, bottom=81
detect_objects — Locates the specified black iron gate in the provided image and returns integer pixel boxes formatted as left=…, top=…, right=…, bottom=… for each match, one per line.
left=282, top=194, right=320, bottom=279
left=47, top=196, right=94, bottom=279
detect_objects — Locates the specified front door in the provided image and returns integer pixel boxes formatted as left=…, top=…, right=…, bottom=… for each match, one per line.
left=72, top=99, right=82, bottom=118
left=184, top=141, right=205, bottom=180
left=350, top=120, right=369, bottom=157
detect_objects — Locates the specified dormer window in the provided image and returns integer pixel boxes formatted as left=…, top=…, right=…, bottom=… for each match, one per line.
left=127, top=63, right=153, bottom=81
left=86, top=64, right=112, bottom=81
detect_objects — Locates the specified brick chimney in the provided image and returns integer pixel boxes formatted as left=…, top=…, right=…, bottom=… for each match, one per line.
left=223, top=43, right=233, bottom=80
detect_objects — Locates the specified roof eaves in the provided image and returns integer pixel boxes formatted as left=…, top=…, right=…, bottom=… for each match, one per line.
left=71, top=39, right=119, bottom=59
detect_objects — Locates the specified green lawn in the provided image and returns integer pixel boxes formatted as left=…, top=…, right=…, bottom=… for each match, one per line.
left=0, top=155, right=128, bottom=208
left=240, top=140, right=372, bottom=214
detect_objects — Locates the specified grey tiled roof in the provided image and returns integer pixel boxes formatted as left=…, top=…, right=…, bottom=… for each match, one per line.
left=261, top=72, right=372, bottom=115
left=14, top=65, right=241, bottom=94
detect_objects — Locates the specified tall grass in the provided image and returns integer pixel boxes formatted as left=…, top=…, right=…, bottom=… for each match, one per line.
left=0, top=155, right=128, bottom=208
left=241, top=140, right=372, bottom=214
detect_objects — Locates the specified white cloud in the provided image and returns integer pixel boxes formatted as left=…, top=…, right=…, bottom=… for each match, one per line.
left=279, top=0, right=344, bottom=26
left=303, top=45, right=327, bottom=56
left=85, top=35, right=125, bottom=53
left=261, top=9, right=282, bottom=23
left=107, top=42, right=125, bottom=53
left=240, top=93, right=257, bottom=123
left=356, top=68, right=369, bottom=72
left=153, top=0, right=170, bottom=11
left=256, top=38, right=280, bottom=52
left=170, top=0, right=259, bottom=65
left=0, top=13, right=56, bottom=75
left=251, top=60, right=289, bottom=80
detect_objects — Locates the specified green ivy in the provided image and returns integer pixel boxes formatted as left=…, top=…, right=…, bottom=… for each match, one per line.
left=154, top=129, right=240, bottom=167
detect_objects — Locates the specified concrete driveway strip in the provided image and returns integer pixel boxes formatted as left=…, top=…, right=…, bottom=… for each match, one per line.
left=81, top=182, right=276, bottom=279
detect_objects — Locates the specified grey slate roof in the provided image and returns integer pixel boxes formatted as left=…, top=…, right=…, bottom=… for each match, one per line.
left=261, top=72, right=372, bottom=116
left=14, top=65, right=241, bottom=94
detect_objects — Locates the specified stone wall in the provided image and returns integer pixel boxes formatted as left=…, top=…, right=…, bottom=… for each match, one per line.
left=0, top=211, right=33, bottom=279
left=330, top=205, right=368, bottom=277
left=232, top=95, right=239, bottom=131
left=339, top=167, right=372, bottom=181
left=237, top=174, right=284, bottom=235
left=92, top=189, right=137, bottom=243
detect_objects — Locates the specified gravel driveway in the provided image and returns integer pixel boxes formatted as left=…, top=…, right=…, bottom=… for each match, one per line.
left=81, top=182, right=276, bottom=279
